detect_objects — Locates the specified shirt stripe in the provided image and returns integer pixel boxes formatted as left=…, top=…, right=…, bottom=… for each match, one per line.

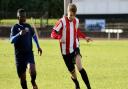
left=65, top=17, right=70, bottom=54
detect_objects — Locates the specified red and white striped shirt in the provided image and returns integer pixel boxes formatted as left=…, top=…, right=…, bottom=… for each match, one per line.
left=51, top=16, right=86, bottom=55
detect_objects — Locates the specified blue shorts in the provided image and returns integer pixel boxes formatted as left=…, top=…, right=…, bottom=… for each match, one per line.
left=15, top=53, right=35, bottom=77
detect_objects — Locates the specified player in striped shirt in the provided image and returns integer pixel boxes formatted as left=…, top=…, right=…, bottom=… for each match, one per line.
left=51, top=3, right=91, bottom=89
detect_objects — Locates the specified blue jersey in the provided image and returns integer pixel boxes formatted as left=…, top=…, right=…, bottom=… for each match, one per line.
left=10, top=23, right=35, bottom=58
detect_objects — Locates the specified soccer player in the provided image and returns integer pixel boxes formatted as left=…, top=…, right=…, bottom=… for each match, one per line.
left=51, top=4, right=92, bottom=89
left=10, top=9, right=42, bottom=89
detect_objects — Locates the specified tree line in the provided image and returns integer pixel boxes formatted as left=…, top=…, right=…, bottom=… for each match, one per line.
left=0, top=0, right=64, bottom=19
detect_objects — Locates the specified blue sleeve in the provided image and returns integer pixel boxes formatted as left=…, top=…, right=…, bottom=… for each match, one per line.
left=10, top=26, right=20, bottom=44
left=33, top=34, right=40, bottom=49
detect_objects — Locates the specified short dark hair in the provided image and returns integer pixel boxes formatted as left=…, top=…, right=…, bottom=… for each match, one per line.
left=17, top=8, right=26, bottom=17
left=67, top=3, right=77, bottom=13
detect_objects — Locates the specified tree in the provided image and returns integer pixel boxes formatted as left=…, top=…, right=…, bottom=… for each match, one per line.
left=0, top=0, right=64, bottom=18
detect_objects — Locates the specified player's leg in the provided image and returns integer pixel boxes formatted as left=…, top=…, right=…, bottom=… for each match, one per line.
left=29, top=63, right=38, bottom=89
left=75, top=54, right=82, bottom=71
left=70, top=69, right=80, bottom=89
left=62, top=53, right=80, bottom=89
left=16, top=62, right=28, bottom=89
left=75, top=52, right=91, bottom=89
left=28, top=54, right=38, bottom=89
left=20, top=72, right=27, bottom=89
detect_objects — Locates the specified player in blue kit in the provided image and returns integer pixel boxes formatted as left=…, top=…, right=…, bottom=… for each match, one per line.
left=10, top=9, right=42, bottom=89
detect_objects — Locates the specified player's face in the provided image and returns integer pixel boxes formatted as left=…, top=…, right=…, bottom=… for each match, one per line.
left=67, top=11, right=76, bottom=21
left=18, top=12, right=26, bottom=23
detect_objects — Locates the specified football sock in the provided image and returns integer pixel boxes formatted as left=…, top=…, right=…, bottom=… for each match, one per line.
left=71, top=77, right=80, bottom=89
left=79, top=68, right=91, bottom=89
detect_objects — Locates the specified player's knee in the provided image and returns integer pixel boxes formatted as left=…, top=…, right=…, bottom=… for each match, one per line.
left=20, top=73, right=26, bottom=81
left=70, top=69, right=77, bottom=79
left=76, top=61, right=83, bottom=71
left=71, top=69, right=75, bottom=74
left=77, top=66, right=83, bottom=71
left=29, top=66, right=36, bottom=75
left=31, top=72, right=36, bottom=82
left=30, top=70, right=36, bottom=74
left=76, top=59, right=82, bottom=71
left=29, top=63, right=35, bottom=69
left=76, top=54, right=82, bottom=60
left=31, top=72, right=36, bottom=77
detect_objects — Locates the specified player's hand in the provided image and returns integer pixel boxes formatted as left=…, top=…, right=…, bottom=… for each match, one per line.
left=38, top=47, right=42, bottom=56
left=85, top=37, right=92, bottom=43
left=19, top=30, right=28, bottom=35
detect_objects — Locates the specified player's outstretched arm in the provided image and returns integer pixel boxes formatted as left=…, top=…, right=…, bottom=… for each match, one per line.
left=77, top=29, right=86, bottom=39
left=33, top=34, right=42, bottom=56
left=77, top=29, right=92, bottom=42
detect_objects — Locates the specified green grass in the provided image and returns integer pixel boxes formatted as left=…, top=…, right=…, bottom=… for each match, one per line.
left=0, top=18, right=58, bottom=26
left=0, top=39, right=128, bottom=89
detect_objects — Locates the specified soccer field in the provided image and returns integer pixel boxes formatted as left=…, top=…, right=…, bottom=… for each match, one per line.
left=0, top=39, right=128, bottom=89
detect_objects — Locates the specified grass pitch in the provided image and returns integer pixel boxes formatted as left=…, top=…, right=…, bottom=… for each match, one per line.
left=0, top=39, right=128, bottom=89
left=0, top=19, right=57, bottom=26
